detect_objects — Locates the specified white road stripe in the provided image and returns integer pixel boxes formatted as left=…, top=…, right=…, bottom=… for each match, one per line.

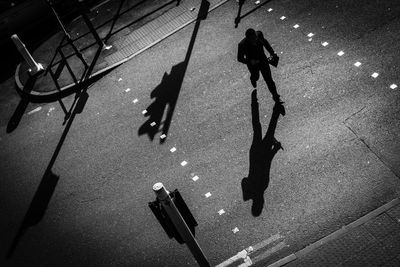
left=28, top=106, right=42, bottom=115
left=251, top=242, right=288, bottom=264
left=390, top=84, right=398, bottom=89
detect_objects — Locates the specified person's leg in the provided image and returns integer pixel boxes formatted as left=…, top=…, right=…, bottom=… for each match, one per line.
left=260, top=62, right=281, bottom=101
left=248, top=64, right=260, bottom=88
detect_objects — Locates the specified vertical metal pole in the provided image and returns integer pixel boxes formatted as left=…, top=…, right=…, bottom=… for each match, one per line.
left=153, top=183, right=210, bottom=267
left=11, top=34, right=44, bottom=74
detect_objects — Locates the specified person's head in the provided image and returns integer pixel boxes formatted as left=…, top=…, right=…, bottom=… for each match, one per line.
left=245, top=28, right=257, bottom=44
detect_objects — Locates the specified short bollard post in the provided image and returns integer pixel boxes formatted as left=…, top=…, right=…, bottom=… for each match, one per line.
left=11, top=34, right=44, bottom=75
left=153, top=183, right=210, bottom=267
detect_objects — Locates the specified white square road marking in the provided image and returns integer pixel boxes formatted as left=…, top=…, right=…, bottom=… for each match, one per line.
left=354, top=62, right=361, bottom=67
left=371, top=72, right=379, bottom=78
left=181, top=161, right=187, bottom=166
left=205, top=192, right=212, bottom=198
left=142, top=110, right=147, bottom=115
left=267, top=8, right=273, bottom=12
left=307, top=33, right=314, bottom=37
left=337, top=51, right=345, bottom=56
left=280, top=16, right=286, bottom=20
left=390, top=84, right=398, bottom=89
left=125, top=88, right=131, bottom=92
left=150, top=122, right=156, bottom=127
left=232, top=227, right=239, bottom=233
left=170, top=147, right=176, bottom=152
left=160, top=134, right=167, bottom=139
left=218, top=209, right=225, bottom=215
left=293, top=24, right=299, bottom=28
left=133, top=98, right=138, bottom=103
left=192, top=175, right=199, bottom=181
left=255, top=0, right=260, bottom=4
left=118, top=78, right=122, bottom=82
left=322, top=41, right=329, bottom=46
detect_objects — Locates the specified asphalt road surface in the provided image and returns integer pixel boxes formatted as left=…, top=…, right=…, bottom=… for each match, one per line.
left=1, top=0, right=400, bottom=266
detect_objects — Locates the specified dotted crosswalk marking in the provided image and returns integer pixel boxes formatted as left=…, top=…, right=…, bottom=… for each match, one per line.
left=307, top=33, right=314, bottom=37
left=180, top=160, right=187, bottom=166
left=371, top=72, right=379, bottom=78
left=133, top=98, right=138, bottom=103
left=205, top=192, right=212, bottom=198
left=170, top=147, right=176, bottom=152
left=142, top=110, right=147, bottom=115
left=390, top=84, right=398, bottom=89
left=337, top=51, right=345, bottom=56
left=192, top=175, right=199, bottom=181
left=118, top=78, right=122, bottom=82
left=254, top=0, right=260, bottom=4
left=354, top=62, right=362, bottom=67
left=150, top=122, right=156, bottom=127
left=308, top=38, right=312, bottom=42
left=125, top=88, right=131, bottom=92
left=267, top=8, right=273, bottom=12
left=160, top=134, right=167, bottom=139
left=322, top=41, right=329, bottom=46
left=280, top=16, right=286, bottom=20
left=293, top=24, right=299, bottom=28
left=218, top=209, right=225, bottom=215
left=232, top=227, right=239, bottom=233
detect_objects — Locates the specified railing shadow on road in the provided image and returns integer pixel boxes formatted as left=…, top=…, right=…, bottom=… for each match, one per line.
left=234, top=0, right=273, bottom=28
left=5, top=44, right=104, bottom=259
left=138, top=0, right=210, bottom=144
left=241, top=89, right=285, bottom=217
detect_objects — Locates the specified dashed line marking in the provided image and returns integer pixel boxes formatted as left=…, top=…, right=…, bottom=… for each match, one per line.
left=133, top=98, right=138, bottom=103
left=390, top=84, right=398, bottom=89
left=150, top=122, right=156, bottom=127
left=354, top=61, right=362, bottom=67
left=371, top=72, right=379, bottom=78
left=170, top=147, right=176, bottom=152
left=160, top=134, right=167, bottom=139
left=218, top=209, right=225, bottom=215
left=293, top=24, right=299, bottom=28
left=125, top=88, right=131, bottom=92
left=142, top=110, right=147, bottom=115
left=192, top=175, right=199, bottom=181
left=180, top=160, right=187, bottom=166
left=28, top=106, right=42, bottom=115
left=255, top=0, right=260, bottom=4
left=321, top=41, right=329, bottom=46
left=337, top=51, right=345, bottom=56
left=232, top=227, right=239, bottom=233
left=307, top=33, right=314, bottom=37
left=118, top=78, right=122, bottom=82
left=267, top=8, right=273, bottom=12
left=280, top=16, right=286, bottom=20
left=205, top=192, right=212, bottom=198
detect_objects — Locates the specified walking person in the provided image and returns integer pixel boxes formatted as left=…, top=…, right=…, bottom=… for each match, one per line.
left=238, top=28, right=282, bottom=103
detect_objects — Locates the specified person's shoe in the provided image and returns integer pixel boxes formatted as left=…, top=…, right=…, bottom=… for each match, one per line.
left=251, top=79, right=257, bottom=88
left=273, top=95, right=284, bottom=104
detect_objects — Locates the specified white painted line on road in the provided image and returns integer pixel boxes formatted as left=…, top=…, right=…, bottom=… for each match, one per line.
left=322, top=41, right=329, bottom=46
left=354, top=62, right=361, bottom=67
left=142, top=109, right=147, bottom=115
left=371, top=72, right=379, bottom=78
left=192, top=175, right=199, bottom=181
left=170, top=147, right=176, bottom=152
left=252, top=242, right=288, bottom=265
left=160, top=134, right=167, bottom=139
left=251, top=234, right=283, bottom=251
left=28, top=106, right=42, bottom=115
left=216, top=249, right=248, bottom=267
left=181, top=160, right=187, bottom=166
left=307, top=33, right=314, bottom=37
left=390, top=84, right=398, bottom=89
left=47, top=106, right=55, bottom=116
left=268, top=8, right=273, bottom=12
left=255, top=0, right=260, bottom=4
left=232, top=227, right=239, bottom=233
left=280, top=16, right=286, bottom=20
left=293, top=24, right=299, bottom=28
left=218, top=209, right=225, bottom=215
left=150, top=122, right=156, bottom=127
left=133, top=98, right=138, bottom=103
left=337, top=51, right=345, bottom=56
left=125, top=88, right=131, bottom=92
left=118, top=78, right=122, bottom=82
left=205, top=192, right=212, bottom=198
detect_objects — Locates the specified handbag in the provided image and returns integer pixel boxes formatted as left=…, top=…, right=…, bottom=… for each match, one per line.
left=268, top=54, right=279, bottom=67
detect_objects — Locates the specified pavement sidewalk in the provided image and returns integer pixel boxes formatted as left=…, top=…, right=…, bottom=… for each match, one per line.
left=266, top=199, right=400, bottom=267
left=15, top=0, right=229, bottom=97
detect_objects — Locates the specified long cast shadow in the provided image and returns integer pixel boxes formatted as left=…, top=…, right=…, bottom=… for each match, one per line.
left=6, top=45, right=104, bottom=259
left=234, top=0, right=273, bottom=28
left=138, top=0, right=210, bottom=143
left=241, top=89, right=285, bottom=217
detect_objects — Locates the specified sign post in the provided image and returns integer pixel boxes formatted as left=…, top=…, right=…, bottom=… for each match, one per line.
left=152, top=183, right=210, bottom=267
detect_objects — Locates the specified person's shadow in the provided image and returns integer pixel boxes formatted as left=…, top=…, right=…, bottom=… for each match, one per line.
left=241, top=89, right=285, bottom=216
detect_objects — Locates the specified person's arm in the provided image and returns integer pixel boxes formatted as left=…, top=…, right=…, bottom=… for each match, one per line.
left=257, top=31, right=276, bottom=56
left=237, top=42, right=248, bottom=64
